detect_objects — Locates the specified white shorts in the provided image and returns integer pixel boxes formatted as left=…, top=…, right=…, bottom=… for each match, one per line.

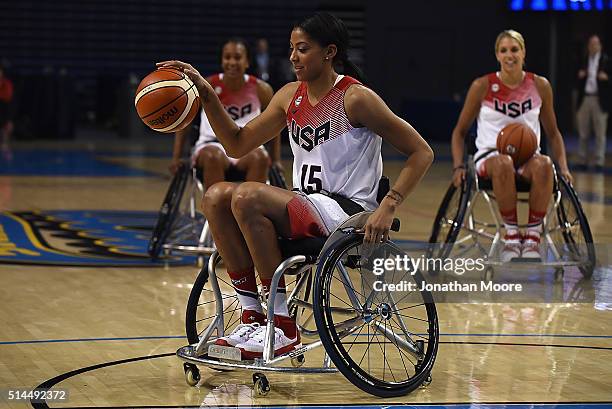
left=298, top=193, right=348, bottom=235
left=191, top=142, right=266, bottom=167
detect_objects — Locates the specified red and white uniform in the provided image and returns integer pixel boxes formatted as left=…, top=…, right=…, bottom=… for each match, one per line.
left=475, top=72, right=542, bottom=175
left=193, top=73, right=263, bottom=163
left=287, top=75, right=383, bottom=233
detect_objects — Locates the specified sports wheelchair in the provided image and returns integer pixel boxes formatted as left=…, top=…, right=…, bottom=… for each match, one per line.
left=428, top=151, right=596, bottom=280
left=148, top=158, right=287, bottom=260
left=177, top=185, right=439, bottom=397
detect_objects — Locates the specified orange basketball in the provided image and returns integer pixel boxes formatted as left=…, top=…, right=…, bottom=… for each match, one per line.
left=496, top=123, right=537, bottom=166
left=134, top=68, right=200, bottom=133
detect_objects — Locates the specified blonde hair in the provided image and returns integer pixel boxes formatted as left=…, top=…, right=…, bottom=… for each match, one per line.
left=495, top=29, right=526, bottom=53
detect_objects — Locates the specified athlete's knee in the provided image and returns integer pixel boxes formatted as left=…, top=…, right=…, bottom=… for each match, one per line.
left=530, top=156, right=553, bottom=182
left=199, top=145, right=228, bottom=168
left=231, top=182, right=266, bottom=218
left=490, top=155, right=515, bottom=177
left=203, top=182, right=236, bottom=215
left=248, top=148, right=269, bottom=167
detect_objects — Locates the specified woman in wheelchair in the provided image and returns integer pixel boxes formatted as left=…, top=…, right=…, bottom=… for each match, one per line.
left=451, top=29, right=573, bottom=262
left=169, top=38, right=282, bottom=187
left=158, top=12, right=433, bottom=359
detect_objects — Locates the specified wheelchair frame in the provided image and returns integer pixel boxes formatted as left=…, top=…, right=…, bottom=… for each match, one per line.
left=148, top=163, right=287, bottom=260
left=428, top=155, right=596, bottom=279
left=177, top=212, right=439, bottom=397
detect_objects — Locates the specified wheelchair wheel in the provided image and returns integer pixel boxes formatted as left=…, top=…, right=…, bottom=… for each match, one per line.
left=185, top=263, right=243, bottom=345
left=148, top=164, right=190, bottom=259
left=185, top=260, right=308, bottom=345
left=268, top=164, right=288, bottom=189
left=313, top=233, right=439, bottom=397
left=427, top=174, right=474, bottom=260
left=555, top=177, right=595, bottom=278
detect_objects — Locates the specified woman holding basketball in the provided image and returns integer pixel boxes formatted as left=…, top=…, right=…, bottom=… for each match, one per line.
left=169, top=38, right=281, bottom=187
left=159, top=12, right=433, bottom=358
left=450, top=29, right=573, bottom=261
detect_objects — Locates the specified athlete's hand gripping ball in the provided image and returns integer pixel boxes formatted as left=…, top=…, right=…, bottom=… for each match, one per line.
left=157, top=60, right=211, bottom=99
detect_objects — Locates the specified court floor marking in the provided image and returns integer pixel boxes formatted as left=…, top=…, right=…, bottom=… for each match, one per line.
left=29, top=348, right=612, bottom=409
left=3, top=333, right=612, bottom=346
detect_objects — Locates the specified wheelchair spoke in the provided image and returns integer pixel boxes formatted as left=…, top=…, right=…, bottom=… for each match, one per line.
left=345, top=320, right=370, bottom=355
left=372, top=326, right=399, bottom=382
left=357, top=322, right=376, bottom=371
left=390, top=303, right=425, bottom=313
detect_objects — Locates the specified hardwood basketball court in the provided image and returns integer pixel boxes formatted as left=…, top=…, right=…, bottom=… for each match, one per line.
left=1, top=137, right=611, bottom=408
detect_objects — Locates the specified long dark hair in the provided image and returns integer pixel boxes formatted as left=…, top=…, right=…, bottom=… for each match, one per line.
left=294, top=12, right=367, bottom=84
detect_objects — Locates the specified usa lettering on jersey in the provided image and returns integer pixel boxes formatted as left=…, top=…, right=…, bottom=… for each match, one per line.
left=493, top=98, right=533, bottom=118
left=290, top=118, right=331, bottom=152
left=226, top=103, right=252, bottom=120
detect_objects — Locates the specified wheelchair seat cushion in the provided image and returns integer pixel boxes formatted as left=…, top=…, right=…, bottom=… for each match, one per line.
left=196, top=166, right=246, bottom=184
left=278, top=237, right=327, bottom=259
left=477, top=176, right=532, bottom=193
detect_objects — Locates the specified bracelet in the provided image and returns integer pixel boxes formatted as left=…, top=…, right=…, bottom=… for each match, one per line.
left=453, top=165, right=465, bottom=172
left=389, top=189, right=404, bottom=202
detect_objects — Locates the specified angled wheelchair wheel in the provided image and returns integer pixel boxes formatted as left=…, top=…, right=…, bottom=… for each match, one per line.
left=148, top=164, right=190, bottom=259
left=313, top=233, right=439, bottom=397
left=268, top=165, right=288, bottom=189
left=185, top=263, right=243, bottom=345
left=555, top=177, right=595, bottom=279
left=185, top=258, right=310, bottom=345
left=427, top=174, right=474, bottom=260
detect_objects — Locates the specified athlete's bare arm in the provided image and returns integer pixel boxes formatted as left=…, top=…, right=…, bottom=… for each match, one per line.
left=450, top=76, right=488, bottom=186
left=534, top=75, right=573, bottom=184
left=158, top=60, right=296, bottom=158
left=344, top=84, right=434, bottom=243
left=256, top=79, right=282, bottom=165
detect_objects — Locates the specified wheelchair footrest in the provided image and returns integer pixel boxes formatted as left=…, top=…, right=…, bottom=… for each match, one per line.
left=208, top=344, right=242, bottom=361
left=177, top=345, right=338, bottom=374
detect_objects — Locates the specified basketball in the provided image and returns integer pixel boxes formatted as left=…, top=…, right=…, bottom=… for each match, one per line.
left=134, top=68, right=200, bottom=133
left=496, top=122, right=537, bottom=166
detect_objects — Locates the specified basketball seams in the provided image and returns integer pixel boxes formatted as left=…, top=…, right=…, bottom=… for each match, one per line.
left=138, top=84, right=195, bottom=119
left=496, top=123, right=536, bottom=166
left=134, top=79, right=193, bottom=104
left=134, top=68, right=184, bottom=92
left=156, top=87, right=198, bottom=133
left=135, top=69, right=199, bottom=133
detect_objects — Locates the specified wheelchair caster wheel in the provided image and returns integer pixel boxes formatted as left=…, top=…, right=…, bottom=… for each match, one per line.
left=253, top=373, right=270, bottom=396
left=291, top=354, right=305, bottom=368
left=421, top=374, right=432, bottom=387
left=184, top=363, right=200, bottom=387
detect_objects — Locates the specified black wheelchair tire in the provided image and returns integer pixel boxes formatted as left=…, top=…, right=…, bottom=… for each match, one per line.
left=313, top=233, right=439, bottom=397
left=148, top=164, right=190, bottom=259
left=427, top=176, right=474, bottom=260
left=556, top=177, right=596, bottom=279
left=186, top=264, right=209, bottom=345
left=268, top=165, right=288, bottom=190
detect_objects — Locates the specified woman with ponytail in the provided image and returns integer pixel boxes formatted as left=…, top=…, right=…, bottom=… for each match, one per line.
left=158, top=12, right=433, bottom=359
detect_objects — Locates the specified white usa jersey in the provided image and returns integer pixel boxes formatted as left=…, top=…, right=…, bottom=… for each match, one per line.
left=476, top=71, right=542, bottom=156
left=287, top=75, right=383, bottom=232
left=195, top=73, right=261, bottom=148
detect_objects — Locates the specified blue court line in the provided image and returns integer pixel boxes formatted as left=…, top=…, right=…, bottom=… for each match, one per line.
left=248, top=404, right=612, bottom=409
left=2, top=333, right=612, bottom=346
left=0, top=335, right=186, bottom=345
left=254, top=405, right=612, bottom=409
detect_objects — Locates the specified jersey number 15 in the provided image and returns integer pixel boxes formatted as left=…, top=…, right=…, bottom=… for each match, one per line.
left=300, top=164, right=322, bottom=194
